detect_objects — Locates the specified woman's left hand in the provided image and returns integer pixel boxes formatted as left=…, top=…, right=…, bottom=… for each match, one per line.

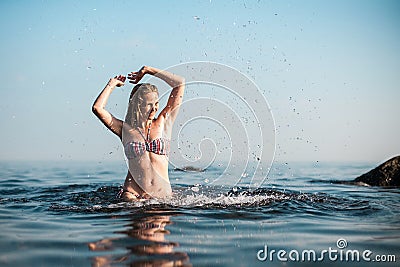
left=128, top=66, right=147, bottom=84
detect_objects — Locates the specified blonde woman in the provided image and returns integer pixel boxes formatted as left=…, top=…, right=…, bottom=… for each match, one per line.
left=92, top=66, right=185, bottom=200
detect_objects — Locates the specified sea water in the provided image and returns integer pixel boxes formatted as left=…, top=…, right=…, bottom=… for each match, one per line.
left=0, top=160, right=398, bottom=266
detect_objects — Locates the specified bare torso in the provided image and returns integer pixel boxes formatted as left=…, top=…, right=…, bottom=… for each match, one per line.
left=121, top=117, right=172, bottom=199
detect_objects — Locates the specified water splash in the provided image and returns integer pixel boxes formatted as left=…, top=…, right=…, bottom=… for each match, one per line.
left=21, top=184, right=372, bottom=217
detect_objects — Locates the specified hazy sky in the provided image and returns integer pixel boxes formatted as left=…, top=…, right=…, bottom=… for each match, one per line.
left=0, top=0, right=399, bottom=163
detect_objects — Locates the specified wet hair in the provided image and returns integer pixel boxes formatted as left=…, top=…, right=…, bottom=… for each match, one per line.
left=125, top=83, right=159, bottom=127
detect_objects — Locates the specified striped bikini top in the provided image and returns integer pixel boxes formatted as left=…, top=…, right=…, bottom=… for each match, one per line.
left=124, top=122, right=170, bottom=159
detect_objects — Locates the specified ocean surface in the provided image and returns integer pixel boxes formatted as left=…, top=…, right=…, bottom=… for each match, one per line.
left=0, top=160, right=399, bottom=266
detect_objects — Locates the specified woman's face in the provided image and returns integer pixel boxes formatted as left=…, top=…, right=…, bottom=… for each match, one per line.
left=139, top=92, right=159, bottom=121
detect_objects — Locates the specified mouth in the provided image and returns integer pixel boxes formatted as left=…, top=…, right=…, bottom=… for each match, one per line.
left=148, top=111, right=156, bottom=119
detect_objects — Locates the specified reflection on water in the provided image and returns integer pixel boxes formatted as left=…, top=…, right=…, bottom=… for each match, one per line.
left=88, top=213, right=191, bottom=267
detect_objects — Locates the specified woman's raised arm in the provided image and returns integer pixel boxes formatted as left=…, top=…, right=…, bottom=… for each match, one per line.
left=92, top=75, right=126, bottom=138
left=128, top=66, right=185, bottom=122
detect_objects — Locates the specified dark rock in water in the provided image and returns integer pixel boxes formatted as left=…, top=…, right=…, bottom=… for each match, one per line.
left=354, top=156, right=400, bottom=187
left=174, top=166, right=205, bottom=172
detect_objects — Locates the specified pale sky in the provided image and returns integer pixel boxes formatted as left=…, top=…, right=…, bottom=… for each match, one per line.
left=0, top=0, right=399, bottom=163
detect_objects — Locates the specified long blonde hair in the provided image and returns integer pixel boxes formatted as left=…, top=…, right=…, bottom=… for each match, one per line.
left=124, top=83, right=159, bottom=127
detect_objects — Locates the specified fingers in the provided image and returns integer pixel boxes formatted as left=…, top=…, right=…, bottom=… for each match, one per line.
left=113, top=75, right=126, bottom=82
left=128, top=78, right=137, bottom=84
left=110, top=75, right=126, bottom=87
left=127, top=72, right=137, bottom=79
left=129, top=78, right=141, bottom=84
left=118, top=75, right=126, bottom=82
left=112, top=71, right=141, bottom=85
left=127, top=72, right=140, bottom=84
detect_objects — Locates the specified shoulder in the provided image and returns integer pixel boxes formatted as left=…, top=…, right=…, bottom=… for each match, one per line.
left=155, top=112, right=169, bottom=124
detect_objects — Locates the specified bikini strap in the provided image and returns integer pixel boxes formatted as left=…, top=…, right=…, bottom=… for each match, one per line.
left=146, top=121, right=152, bottom=142
left=136, top=121, right=152, bottom=142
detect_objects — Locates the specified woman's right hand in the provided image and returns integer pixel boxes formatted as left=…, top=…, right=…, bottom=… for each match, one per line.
left=128, top=66, right=148, bottom=84
left=108, top=75, right=126, bottom=88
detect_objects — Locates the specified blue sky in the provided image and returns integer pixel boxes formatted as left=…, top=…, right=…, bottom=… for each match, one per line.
left=0, top=0, right=399, bottom=163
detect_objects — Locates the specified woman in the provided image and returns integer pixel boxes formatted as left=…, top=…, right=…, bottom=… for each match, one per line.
left=92, top=66, right=185, bottom=200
